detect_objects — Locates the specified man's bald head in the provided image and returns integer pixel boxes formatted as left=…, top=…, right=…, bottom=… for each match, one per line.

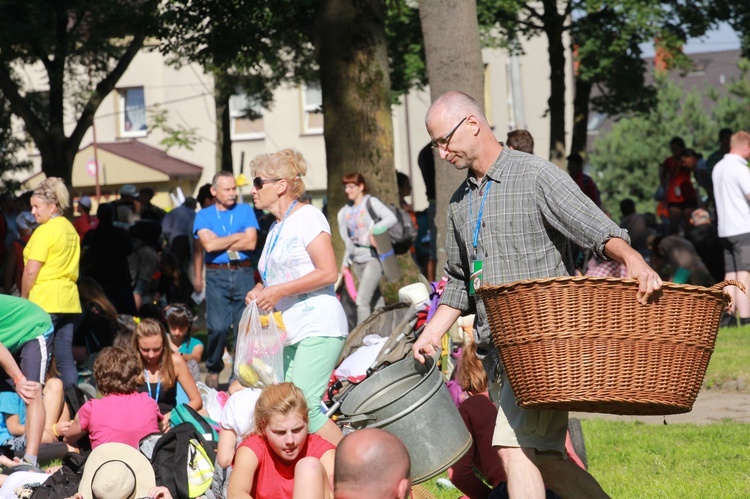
left=334, top=429, right=411, bottom=499
left=426, top=91, right=487, bottom=128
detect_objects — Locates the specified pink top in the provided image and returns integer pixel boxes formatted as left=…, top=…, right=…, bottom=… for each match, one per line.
left=237, top=434, right=334, bottom=499
left=78, top=392, right=162, bottom=449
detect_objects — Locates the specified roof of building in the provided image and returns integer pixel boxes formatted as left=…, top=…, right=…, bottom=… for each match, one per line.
left=92, top=140, right=203, bottom=178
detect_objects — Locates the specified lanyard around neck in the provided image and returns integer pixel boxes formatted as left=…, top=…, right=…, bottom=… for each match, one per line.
left=468, top=180, right=492, bottom=258
left=215, top=206, right=234, bottom=236
left=261, top=200, right=298, bottom=283
left=144, top=369, right=161, bottom=402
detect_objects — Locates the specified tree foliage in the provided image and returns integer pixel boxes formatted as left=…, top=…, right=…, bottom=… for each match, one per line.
left=476, top=0, right=724, bottom=161
left=0, top=0, right=161, bottom=184
left=591, top=61, right=750, bottom=218
left=0, top=92, right=32, bottom=193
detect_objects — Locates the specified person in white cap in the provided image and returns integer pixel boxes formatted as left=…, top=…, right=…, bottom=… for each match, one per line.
left=73, top=442, right=173, bottom=499
left=114, top=184, right=140, bottom=226
left=73, top=196, right=97, bottom=241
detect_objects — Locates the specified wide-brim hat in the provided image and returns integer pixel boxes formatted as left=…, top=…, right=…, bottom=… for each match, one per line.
left=78, top=443, right=155, bottom=499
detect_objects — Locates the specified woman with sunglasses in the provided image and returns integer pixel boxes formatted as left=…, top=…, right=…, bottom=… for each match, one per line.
left=245, top=149, right=348, bottom=445
left=337, top=172, right=397, bottom=325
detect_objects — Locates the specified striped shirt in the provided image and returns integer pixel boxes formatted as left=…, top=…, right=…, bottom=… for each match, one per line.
left=440, top=147, right=629, bottom=346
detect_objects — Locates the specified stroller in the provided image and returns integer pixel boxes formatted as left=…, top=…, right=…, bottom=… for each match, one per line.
left=325, top=296, right=431, bottom=419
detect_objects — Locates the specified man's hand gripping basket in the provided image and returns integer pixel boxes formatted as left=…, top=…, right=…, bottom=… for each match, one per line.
left=477, top=277, right=742, bottom=415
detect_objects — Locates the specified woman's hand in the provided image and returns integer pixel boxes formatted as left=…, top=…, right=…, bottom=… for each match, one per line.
left=245, top=283, right=264, bottom=304
left=146, top=486, right=174, bottom=499
left=161, top=413, right=171, bottom=432
left=255, top=284, right=286, bottom=311
left=56, top=420, right=75, bottom=436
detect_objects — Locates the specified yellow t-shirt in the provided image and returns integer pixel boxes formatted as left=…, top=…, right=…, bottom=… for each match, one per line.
left=23, top=216, right=82, bottom=313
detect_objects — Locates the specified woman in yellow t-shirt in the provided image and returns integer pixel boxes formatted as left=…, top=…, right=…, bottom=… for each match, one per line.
left=22, top=177, right=81, bottom=387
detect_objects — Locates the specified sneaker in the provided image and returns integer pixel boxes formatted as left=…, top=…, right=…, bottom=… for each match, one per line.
left=205, top=373, right=219, bottom=390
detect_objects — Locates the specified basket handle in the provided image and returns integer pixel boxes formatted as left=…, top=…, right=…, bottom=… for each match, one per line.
left=711, top=280, right=747, bottom=293
left=711, top=280, right=748, bottom=312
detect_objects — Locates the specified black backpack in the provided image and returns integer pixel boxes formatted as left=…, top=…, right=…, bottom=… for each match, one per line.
left=140, top=423, right=217, bottom=499
left=29, top=452, right=87, bottom=499
left=366, top=197, right=417, bottom=255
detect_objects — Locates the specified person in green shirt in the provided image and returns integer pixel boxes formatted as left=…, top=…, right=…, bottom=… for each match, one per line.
left=0, top=294, right=54, bottom=468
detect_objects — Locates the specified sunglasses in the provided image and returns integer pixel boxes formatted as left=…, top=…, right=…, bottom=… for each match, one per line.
left=253, top=177, right=282, bottom=190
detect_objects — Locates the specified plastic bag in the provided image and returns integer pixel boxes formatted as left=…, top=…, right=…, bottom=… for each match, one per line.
left=234, top=301, right=286, bottom=388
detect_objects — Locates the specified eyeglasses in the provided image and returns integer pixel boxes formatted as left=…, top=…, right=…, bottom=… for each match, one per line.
left=431, top=117, right=467, bottom=151
left=253, top=177, right=282, bottom=190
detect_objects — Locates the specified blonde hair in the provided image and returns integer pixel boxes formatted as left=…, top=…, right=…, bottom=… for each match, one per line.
left=32, top=177, right=70, bottom=210
left=250, top=148, right=308, bottom=199
left=133, top=318, right=176, bottom=389
left=254, top=382, right=308, bottom=434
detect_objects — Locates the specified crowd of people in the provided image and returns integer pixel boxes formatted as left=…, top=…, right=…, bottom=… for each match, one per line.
left=0, top=88, right=747, bottom=498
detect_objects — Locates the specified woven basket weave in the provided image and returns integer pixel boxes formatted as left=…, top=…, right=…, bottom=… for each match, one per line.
left=477, top=277, right=739, bottom=415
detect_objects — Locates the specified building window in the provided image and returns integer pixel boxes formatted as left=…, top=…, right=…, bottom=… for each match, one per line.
left=229, top=94, right=265, bottom=141
left=118, top=87, right=147, bottom=137
left=302, top=81, right=323, bottom=135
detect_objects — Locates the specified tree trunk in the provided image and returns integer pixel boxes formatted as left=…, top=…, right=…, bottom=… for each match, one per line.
left=571, top=77, right=592, bottom=159
left=315, top=0, right=397, bottom=269
left=213, top=70, right=234, bottom=173
left=418, top=0, right=484, bottom=275
left=543, top=0, right=567, bottom=167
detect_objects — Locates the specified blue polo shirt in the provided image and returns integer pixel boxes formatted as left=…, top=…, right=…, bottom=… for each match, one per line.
left=193, top=203, right=259, bottom=264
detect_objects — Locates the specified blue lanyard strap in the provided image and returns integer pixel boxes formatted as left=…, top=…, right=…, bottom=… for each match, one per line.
left=469, top=180, right=492, bottom=256
left=215, top=206, right=234, bottom=236
left=261, top=200, right=298, bottom=283
left=144, top=369, right=161, bottom=402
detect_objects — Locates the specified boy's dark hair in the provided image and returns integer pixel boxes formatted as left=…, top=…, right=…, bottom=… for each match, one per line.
left=620, top=198, right=636, bottom=217
left=669, top=136, right=686, bottom=149
left=94, top=346, right=144, bottom=395
left=506, top=129, right=534, bottom=154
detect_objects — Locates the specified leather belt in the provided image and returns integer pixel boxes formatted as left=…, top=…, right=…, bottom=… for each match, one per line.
left=205, top=260, right=253, bottom=269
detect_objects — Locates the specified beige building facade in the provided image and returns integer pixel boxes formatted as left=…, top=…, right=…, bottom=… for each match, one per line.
left=14, top=35, right=572, bottom=213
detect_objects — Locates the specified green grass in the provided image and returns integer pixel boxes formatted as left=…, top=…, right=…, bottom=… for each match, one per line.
left=417, top=325, right=750, bottom=498
left=583, top=419, right=750, bottom=498
left=418, top=420, right=750, bottom=498
left=704, top=325, right=750, bottom=389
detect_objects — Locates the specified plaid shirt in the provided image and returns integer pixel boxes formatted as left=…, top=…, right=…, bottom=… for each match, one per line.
left=440, top=147, right=629, bottom=346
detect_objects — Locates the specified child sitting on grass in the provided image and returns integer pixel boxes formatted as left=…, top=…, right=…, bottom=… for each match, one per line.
left=62, top=346, right=162, bottom=449
left=165, top=304, right=203, bottom=384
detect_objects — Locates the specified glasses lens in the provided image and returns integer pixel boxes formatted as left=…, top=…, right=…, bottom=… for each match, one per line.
left=253, top=177, right=263, bottom=189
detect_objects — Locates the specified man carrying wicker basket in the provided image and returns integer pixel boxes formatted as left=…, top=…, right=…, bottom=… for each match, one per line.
left=413, top=91, right=662, bottom=498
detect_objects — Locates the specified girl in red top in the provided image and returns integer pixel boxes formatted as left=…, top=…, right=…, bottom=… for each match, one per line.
left=228, top=382, right=335, bottom=499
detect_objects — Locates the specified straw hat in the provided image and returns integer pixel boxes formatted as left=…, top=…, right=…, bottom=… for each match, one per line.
left=78, top=443, right=155, bottom=499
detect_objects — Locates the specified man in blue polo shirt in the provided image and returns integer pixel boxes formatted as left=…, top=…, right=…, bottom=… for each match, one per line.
left=194, top=171, right=259, bottom=388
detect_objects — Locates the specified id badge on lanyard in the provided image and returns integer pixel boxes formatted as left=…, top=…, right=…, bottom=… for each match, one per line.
left=469, top=259, right=483, bottom=296
left=469, top=181, right=491, bottom=296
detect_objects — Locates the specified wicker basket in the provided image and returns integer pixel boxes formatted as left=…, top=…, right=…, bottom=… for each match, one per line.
left=477, top=277, right=740, bottom=415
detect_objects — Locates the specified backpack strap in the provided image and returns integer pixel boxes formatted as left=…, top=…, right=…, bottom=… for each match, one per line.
left=365, top=197, right=381, bottom=223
